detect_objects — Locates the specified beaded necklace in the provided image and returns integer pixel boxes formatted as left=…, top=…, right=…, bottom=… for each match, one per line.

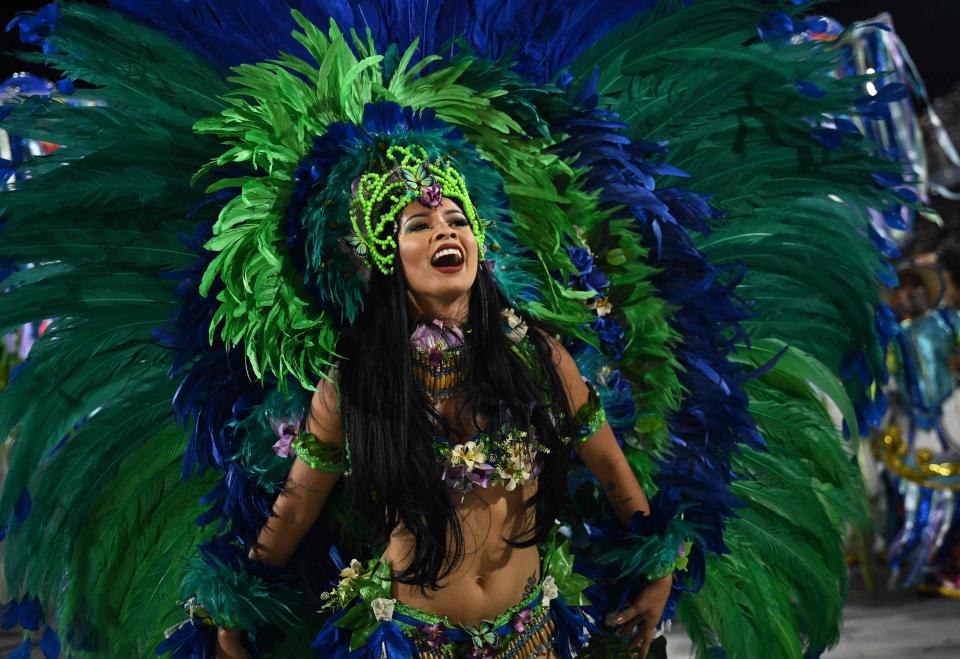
left=409, top=319, right=469, bottom=401
left=411, top=344, right=468, bottom=400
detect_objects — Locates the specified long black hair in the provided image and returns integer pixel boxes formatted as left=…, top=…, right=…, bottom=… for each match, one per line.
left=336, top=262, right=573, bottom=588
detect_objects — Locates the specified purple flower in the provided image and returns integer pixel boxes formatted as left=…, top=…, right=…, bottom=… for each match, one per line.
left=467, top=463, right=496, bottom=488
left=420, top=183, right=443, bottom=208
left=409, top=320, right=464, bottom=351
left=268, top=419, right=300, bottom=458
left=512, top=607, right=532, bottom=634
left=416, top=622, right=449, bottom=648
left=442, top=463, right=496, bottom=490
left=442, top=464, right=468, bottom=488
left=530, top=459, right=543, bottom=479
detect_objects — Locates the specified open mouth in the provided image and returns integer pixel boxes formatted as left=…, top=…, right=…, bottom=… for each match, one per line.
left=431, top=245, right=465, bottom=270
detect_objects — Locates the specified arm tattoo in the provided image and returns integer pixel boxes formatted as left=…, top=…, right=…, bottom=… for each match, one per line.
left=522, top=571, right=538, bottom=598
left=285, top=478, right=326, bottom=495
left=606, top=480, right=633, bottom=513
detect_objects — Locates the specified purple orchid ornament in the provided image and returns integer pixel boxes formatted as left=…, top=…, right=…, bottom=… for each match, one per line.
left=416, top=622, right=449, bottom=649
left=409, top=319, right=465, bottom=351
left=267, top=415, right=302, bottom=458
left=442, top=462, right=497, bottom=490
left=410, top=319, right=465, bottom=367
left=420, top=182, right=443, bottom=208
left=271, top=423, right=298, bottom=458
left=511, top=607, right=533, bottom=635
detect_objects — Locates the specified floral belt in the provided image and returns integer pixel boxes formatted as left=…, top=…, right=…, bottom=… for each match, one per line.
left=313, top=534, right=593, bottom=658
left=392, top=575, right=558, bottom=658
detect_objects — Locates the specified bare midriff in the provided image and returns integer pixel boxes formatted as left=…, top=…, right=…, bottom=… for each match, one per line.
left=382, top=479, right=542, bottom=627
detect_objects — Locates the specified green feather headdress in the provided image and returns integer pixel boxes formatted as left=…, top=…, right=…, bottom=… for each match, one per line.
left=193, top=15, right=518, bottom=388
left=193, top=11, right=668, bottom=422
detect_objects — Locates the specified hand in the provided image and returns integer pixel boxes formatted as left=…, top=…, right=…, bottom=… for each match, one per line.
left=216, top=628, right=250, bottom=659
left=605, top=573, right=673, bottom=658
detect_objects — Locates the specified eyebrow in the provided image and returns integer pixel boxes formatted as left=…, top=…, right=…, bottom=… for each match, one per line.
left=403, top=208, right=466, bottom=223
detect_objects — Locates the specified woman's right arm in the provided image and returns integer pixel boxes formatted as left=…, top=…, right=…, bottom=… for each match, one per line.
left=251, top=376, right=344, bottom=565
left=217, top=378, right=343, bottom=658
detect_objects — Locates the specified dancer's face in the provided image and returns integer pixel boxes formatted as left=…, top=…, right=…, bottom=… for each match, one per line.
left=397, top=197, right=478, bottom=313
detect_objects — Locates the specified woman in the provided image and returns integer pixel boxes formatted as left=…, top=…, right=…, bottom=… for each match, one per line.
left=217, top=147, right=673, bottom=658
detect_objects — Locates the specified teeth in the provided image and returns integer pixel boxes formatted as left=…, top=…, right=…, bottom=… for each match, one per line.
left=431, top=247, right=463, bottom=264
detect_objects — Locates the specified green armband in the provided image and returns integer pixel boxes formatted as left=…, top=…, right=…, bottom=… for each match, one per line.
left=293, top=432, right=346, bottom=473
left=573, top=383, right=606, bottom=443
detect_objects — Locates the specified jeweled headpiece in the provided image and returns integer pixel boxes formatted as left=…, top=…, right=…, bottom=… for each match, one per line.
left=349, top=144, right=486, bottom=275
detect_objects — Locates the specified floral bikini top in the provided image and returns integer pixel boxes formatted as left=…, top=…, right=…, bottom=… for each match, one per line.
left=435, top=384, right=605, bottom=492
left=278, top=310, right=606, bottom=491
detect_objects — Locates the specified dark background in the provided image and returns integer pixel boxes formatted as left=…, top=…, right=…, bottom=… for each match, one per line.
left=2, top=1, right=958, bottom=100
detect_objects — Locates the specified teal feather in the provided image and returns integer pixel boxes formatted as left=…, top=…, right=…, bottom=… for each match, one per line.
left=0, top=5, right=228, bottom=654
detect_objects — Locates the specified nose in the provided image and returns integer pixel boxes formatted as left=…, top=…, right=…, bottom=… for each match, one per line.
left=432, top=225, right=458, bottom=241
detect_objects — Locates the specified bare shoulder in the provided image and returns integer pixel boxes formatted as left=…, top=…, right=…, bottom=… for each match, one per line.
left=531, top=327, right=589, bottom=406
left=306, top=372, right=344, bottom=447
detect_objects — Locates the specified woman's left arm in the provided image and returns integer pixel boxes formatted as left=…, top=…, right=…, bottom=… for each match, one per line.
left=548, top=338, right=673, bottom=658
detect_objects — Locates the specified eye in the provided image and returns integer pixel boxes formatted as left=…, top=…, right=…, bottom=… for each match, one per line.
left=451, top=217, right=469, bottom=227
left=406, top=222, right=430, bottom=233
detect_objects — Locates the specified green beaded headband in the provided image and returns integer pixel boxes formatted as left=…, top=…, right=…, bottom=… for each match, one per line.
left=349, top=144, right=486, bottom=274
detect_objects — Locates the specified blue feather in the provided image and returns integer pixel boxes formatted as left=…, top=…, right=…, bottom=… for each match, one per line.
left=7, top=640, right=32, bottom=659
left=13, top=490, right=30, bottom=524
left=17, top=595, right=41, bottom=631
left=110, top=1, right=659, bottom=83
left=555, top=97, right=757, bottom=563
left=154, top=618, right=215, bottom=659
left=40, top=627, right=61, bottom=659
left=0, top=600, right=19, bottom=630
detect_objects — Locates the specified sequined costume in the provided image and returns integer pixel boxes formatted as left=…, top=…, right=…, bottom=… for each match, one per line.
left=876, top=305, right=960, bottom=593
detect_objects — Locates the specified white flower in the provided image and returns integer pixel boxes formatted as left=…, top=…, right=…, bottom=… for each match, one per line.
left=339, top=558, right=363, bottom=580
left=505, top=441, right=523, bottom=465
left=592, top=296, right=613, bottom=317
left=541, top=575, right=559, bottom=608
left=450, top=440, right=486, bottom=470
left=371, top=597, right=396, bottom=622
left=508, top=441, right=535, bottom=479
left=501, top=308, right=528, bottom=343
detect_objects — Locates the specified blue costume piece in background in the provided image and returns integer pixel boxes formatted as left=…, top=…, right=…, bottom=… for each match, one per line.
left=880, top=306, right=960, bottom=591
left=893, top=308, right=960, bottom=446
